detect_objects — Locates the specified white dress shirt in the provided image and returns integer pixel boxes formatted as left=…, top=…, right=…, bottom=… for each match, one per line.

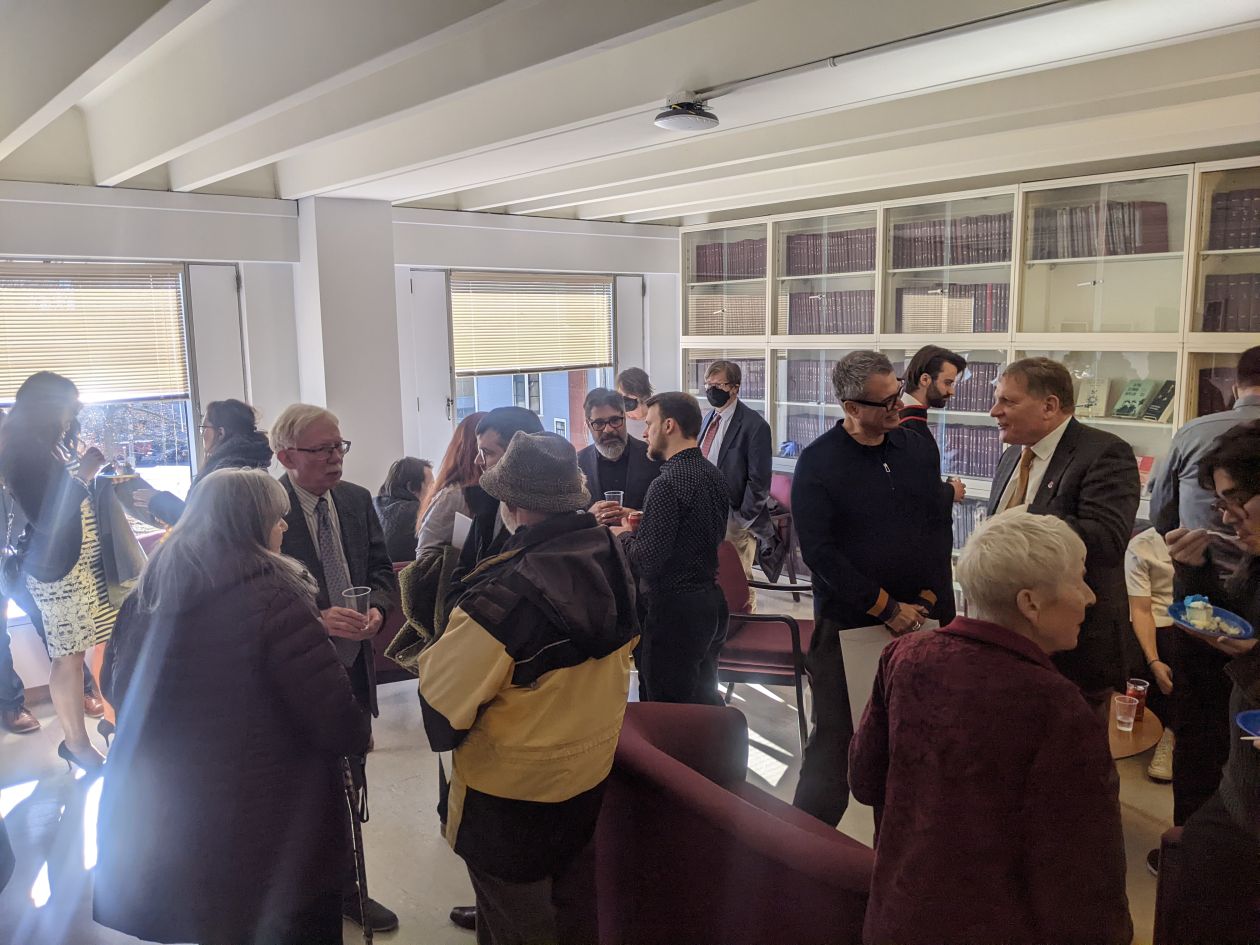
left=290, top=477, right=344, bottom=550
left=703, top=397, right=738, bottom=464
left=997, top=416, right=1071, bottom=512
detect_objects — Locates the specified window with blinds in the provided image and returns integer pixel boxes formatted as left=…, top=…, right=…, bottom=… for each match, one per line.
left=0, top=261, right=189, bottom=403
left=450, top=271, right=614, bottom=376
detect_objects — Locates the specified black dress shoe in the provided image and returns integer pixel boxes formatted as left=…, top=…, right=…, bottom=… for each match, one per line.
left=449, top=905, right=476, bottom=930
left=342, top=896, right=399, bottom=933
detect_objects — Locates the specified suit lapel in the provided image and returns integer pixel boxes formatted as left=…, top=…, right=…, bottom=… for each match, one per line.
left=1028, top=418, right=1079, bottom=511
left=989, top=446, right=1020, bottom=516
left=281, top=475, right=327, bottom=600
left=332, top=482, right=361, bottom=584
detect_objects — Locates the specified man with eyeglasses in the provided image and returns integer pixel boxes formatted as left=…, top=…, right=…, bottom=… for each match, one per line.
left=698, top=360, right=773, bottom=606
left=577, top=388, right=662, bottom=527
left=790, top=351, right=954, bottom=827
left=271, top=403, right=400, bottom=935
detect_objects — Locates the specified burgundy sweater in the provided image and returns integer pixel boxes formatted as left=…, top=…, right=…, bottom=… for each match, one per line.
left=850, top=618, right=1132, bottom=945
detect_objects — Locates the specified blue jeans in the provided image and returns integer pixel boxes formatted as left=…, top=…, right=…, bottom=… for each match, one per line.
left=0, top=591, right=93, bottom=713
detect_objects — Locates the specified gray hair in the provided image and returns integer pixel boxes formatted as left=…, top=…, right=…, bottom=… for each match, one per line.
left=270, top=404, right=339, bottom=452
left=832, top=350, right=895, bottom=403
left=955, top=510, right=1086, bottom=622
left=134, top=468, right=313, bottom=612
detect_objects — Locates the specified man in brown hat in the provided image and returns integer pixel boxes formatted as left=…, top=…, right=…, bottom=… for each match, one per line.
left=417, top=432, right=640, bottom=945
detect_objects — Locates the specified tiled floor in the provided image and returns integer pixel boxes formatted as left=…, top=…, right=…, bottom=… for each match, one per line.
left=1, top=588, right=1169, bottom=944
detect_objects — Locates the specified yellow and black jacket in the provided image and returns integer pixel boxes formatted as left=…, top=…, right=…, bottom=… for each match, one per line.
left=417, top=511, right=639, bottom=882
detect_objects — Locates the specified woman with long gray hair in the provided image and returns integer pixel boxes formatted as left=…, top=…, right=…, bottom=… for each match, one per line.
left=94, top=467, right=370, bottom=945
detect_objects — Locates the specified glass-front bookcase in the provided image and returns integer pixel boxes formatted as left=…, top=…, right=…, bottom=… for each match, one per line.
left=683, top=224, right=768, bottom=337
left=775, top=211, right=877, bottom=338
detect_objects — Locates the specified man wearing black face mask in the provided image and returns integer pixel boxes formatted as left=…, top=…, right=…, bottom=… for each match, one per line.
left=577, top=388, right=662, bottom=527
left=698, top=360, right=773, bottom=604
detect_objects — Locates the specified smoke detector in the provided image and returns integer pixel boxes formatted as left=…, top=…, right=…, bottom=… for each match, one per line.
left=654, top=93, right=718, bottom=131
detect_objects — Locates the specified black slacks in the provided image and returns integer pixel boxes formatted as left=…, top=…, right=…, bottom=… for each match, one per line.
left=1172, top=793, right=1260, bottom=943
left=792, top=617, right=853, bottom=827
left=466, top=843, right=597, bottom=945
left=1169, top=632, right=1232, bottom=825
left=637, top=584, right=727, bottom=705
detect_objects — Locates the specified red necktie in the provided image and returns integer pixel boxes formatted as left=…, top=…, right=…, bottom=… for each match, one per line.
left=701, top=413, right=722, bottom=459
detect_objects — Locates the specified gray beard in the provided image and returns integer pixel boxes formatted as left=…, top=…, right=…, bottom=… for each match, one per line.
left=595, top=438, right=627, bottom=462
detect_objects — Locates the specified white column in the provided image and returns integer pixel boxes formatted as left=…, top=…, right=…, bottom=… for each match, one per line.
left=294, top=197, right=403, bottom=490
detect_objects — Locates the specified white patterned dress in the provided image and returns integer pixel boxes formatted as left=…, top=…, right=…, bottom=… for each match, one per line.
left=25, top=498, right=119, bottom=658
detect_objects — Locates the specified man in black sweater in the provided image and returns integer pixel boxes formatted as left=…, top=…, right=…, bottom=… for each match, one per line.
left=618, top=392, right=730, bottom=705
left=791, top=351, right=954, bottom=827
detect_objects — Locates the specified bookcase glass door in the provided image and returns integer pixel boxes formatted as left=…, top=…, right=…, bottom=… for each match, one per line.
left=684, top=348, right=767, bottom=420
left=1020, top=175, right=1187, bottom=333
left=1194, top=165, right=1260, bottom=333
left=775, top=211, right=878, bottom=336
left=885, top=347, right=1007, bottom=484
left=1186, top=352, right=1244, bottom=420
left=883, top=193, right=1014, bottom=336
left=772, top=348, right=854, bottom=458
left=683, top=225, right=768, bottom=336
left=1018, top=349, right=1178, bottom=491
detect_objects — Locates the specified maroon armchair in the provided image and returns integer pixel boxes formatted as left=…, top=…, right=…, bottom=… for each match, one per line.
left=715, top=541, right=814, bottom=746
left=596, top=703, right=872, bottom=945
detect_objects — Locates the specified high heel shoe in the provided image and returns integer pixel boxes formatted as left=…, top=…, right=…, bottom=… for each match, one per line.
left=57, top=740, right=105, bottom=773
left=97, top=718, right=115, bottom=747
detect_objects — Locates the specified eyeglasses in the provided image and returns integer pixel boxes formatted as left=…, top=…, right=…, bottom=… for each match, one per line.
left=706, top=380, right=737, bottom=392
left=1211, top=493, right=1254, bottom=517
left=588, top=416, right=626, bottom=432
left=290, top=440, right=351, bottom=457
left=845, top=382, right=905, bottom=412
left=622, top=397, right=639, bottom=412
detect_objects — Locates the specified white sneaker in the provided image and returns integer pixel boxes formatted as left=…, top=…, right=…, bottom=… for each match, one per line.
left=1147, top=728, right=1174, bottom=783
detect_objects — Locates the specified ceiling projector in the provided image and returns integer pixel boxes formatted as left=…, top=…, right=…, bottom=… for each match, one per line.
left=654, top=95, right=718, bottom=131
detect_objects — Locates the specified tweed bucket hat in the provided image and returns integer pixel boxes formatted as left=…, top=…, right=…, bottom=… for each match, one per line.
left=479, top=431, right=591, bottom=512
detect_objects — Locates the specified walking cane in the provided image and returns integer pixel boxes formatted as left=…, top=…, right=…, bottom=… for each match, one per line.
left=341, top=755, right=373, bottom=945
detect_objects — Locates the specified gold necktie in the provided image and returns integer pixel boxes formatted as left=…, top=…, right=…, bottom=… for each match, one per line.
left=1007, top=447, right=1036, bottom=509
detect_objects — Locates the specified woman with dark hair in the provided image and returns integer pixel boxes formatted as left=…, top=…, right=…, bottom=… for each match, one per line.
left=0, top=372, right=113, bottom=770
left=415, top=412, right=485, bottom=555
left=374, top=456, right=433, bottom=561
left=617, top=367, right=653, bottom=439
left=95, top=468, right=369, bottom=945
left=1164, top=420, right=1260, bottom=942
left=142, top=399, right=273, bottom=525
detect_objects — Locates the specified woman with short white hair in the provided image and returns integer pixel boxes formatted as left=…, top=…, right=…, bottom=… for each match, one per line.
left=849, top=510, right=1132, bottom=945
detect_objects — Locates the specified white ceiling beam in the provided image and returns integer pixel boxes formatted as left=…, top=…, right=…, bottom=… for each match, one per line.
left=166, top=0, right=750, bottom=192
left=605, top=92, right=1260, bottom=222
left=274, top=0, right=1045, bottom=199
left=82, top=0, right=507, bottom=187
left=0, top=0, right=208, bottom=162
left=471, top=30, right=1260, bottom=215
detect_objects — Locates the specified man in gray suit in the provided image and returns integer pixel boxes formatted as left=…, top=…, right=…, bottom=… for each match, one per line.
left=272, top=403, right=398, bottom=935
left=987, top=358, right=1139, bottom=702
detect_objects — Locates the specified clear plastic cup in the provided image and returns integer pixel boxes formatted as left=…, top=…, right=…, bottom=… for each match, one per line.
left=1115, top=695, right=1139, bottom=733
left=342, top=586, right=372, bottom=616
left=604, top=491, right=625, bottom=508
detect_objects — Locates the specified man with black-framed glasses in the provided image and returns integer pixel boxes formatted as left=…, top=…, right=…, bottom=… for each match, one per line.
left=790, top=350, right=954, bottom=827
left=577, top=388, right=661, bottom=526
left=271, top=403, right=400, bottom=935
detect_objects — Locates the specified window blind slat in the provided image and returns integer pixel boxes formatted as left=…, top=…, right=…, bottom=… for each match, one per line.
left=450, top=271, right=613, bottom=376
left=0, top=262, right=189, bottom=403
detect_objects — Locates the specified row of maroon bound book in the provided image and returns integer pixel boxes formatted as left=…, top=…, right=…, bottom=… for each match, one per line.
left=1207, top=188, right=1260, bottom=250
left=785, top=290, right=875, bottom=334
left=941, top=424, right=1003, bottom=479
left=782, top=412, right=838, bottom=450
left=1202, top=273, right=1260, bottom=332
left=947, top=361, right=1001, bottom=413
left=1028, top=200, right=1169, bottom=259
left=892, top=283, right=1010, bottom=333
left=952, top=500, right=985, bottom=551
left=784, top=228, right=877, bottom=275
left=687, top=358, right=766, bottom=399
left=693, top=238, right=767, bottom=281
left=784, top=359, right=841, bottom=405
left=890, top=212, right=1012, bottom=269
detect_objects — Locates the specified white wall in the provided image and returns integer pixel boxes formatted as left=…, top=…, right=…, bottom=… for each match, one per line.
left=238, top=262, right=301, bottom=429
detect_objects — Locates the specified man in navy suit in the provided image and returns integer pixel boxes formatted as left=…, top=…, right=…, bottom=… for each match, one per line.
left=698, top=360, right=772, bottom=604
left=986, top=358, right=1139, bottom=702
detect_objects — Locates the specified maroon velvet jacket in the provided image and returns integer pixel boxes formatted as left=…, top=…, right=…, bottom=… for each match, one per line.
left=849, top=617, right=1132, bottom=945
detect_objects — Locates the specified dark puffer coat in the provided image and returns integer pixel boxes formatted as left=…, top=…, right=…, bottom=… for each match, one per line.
left=94, top=560, right=369, bottom=944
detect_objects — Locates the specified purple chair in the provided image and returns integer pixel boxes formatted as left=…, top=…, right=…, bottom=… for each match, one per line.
left=596, top=702, right=872, bottom=945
